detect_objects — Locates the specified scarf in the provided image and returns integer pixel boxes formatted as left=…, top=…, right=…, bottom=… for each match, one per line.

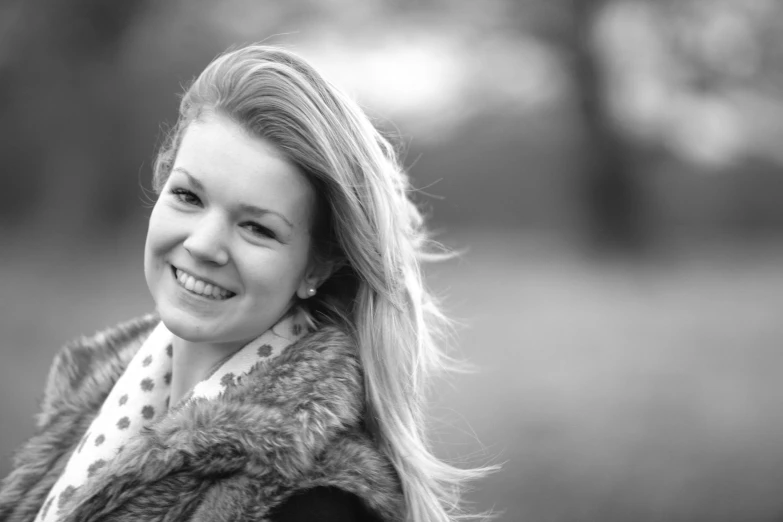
left=35, top=310, right=309, bottom=522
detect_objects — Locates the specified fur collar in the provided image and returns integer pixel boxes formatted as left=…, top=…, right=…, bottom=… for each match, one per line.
left=0, top=315, right=404, bottom=522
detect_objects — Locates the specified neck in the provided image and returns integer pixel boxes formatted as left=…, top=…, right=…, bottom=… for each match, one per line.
left=169, top=336, right=242, bottom=407
left=166, top=307, right=302, bottom=407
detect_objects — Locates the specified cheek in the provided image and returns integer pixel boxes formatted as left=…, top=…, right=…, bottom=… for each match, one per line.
left=144, top=204, right=177, bottom=277
left=144, top=207, right=164, bottom=287
left=238, top=248, right=309, bottom=295
left=146, top=205, right=179, bottom=253
left=144, top=214, right=163, bottom=265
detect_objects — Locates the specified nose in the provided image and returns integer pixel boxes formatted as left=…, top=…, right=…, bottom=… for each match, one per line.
left=183, top=213, right=230, bottom=266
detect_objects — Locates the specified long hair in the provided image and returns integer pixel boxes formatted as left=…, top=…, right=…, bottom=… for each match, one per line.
left=152, top=44, right=490, bottom=522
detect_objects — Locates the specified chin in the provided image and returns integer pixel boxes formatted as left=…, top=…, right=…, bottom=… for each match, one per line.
left=157, top=302, right=224, bottom=343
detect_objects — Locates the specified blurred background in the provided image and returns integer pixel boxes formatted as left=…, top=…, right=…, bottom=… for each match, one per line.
left=2, top=0, right=783, bottom=520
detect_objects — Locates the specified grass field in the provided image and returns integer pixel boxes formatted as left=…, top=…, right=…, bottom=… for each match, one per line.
left=2, top=229, right=783, bottom=521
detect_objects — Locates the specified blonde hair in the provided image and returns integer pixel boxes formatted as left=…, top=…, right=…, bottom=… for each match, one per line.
left=153, top=44, right=490, bottom=522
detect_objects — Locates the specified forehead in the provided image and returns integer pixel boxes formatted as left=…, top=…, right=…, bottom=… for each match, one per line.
left=172, top=113, right=315, bottom=226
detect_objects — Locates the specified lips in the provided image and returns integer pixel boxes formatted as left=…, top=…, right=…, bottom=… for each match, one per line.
left=171, top=265, right=236, bottom=300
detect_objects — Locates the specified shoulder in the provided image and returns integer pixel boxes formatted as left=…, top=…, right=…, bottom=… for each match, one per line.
left=38, top=314, right=158, bottom=428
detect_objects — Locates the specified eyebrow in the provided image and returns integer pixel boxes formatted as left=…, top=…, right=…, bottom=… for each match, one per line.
left=238, top=203, right=294, bottom=229
left=172, top=167, right=295, bottom=228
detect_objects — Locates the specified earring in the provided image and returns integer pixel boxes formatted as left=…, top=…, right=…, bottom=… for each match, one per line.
left=307, top=287, right=316, bottom=297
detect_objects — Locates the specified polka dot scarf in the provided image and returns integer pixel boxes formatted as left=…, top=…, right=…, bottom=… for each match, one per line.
left=35, top=310, right=309, bottom=522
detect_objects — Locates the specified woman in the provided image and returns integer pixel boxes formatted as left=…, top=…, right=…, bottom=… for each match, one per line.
left=0, top=45, right=486, bottom=522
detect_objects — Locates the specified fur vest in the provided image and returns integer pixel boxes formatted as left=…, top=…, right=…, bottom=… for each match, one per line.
left=0, top=315, right=404, bottom=521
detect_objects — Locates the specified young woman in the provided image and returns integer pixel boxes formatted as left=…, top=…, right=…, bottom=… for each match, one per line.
left=0, top=45, right=487, bottom=522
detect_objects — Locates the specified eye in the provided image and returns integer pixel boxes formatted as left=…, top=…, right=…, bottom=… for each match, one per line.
left=242, top=221, right=276, bottom=240
left=170, top=188, right=202, bottom=206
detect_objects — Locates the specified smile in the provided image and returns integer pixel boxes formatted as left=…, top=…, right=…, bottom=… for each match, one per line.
left=171, top=266, right=235, bottom=300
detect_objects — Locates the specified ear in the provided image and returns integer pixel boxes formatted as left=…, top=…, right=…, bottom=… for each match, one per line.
left=296, top=258, right=339, bottom=299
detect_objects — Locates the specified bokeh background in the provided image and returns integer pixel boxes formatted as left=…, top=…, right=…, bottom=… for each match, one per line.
left=2, top=0, right=783, bottom=520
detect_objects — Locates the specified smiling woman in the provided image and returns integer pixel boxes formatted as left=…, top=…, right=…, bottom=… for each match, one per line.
left=144, top=113, right=325, bottom=402
left=0, top=45, right=492, bottom=522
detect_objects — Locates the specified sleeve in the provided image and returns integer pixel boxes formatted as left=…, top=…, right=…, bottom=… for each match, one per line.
left=268, top=486, right=384, bottom=522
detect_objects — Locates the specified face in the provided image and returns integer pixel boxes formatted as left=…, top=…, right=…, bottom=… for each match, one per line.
left=144, top=111, right=320, bottom=349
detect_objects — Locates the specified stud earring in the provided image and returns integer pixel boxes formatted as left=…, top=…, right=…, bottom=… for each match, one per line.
left=307, top=287, right=316, bottom=297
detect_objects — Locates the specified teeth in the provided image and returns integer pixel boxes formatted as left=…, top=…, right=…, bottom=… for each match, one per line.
left=174, top=268, right=232, bottom=300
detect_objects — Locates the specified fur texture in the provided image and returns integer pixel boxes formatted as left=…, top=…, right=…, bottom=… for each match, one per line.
left=0, top=316, right=404, bottom=522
